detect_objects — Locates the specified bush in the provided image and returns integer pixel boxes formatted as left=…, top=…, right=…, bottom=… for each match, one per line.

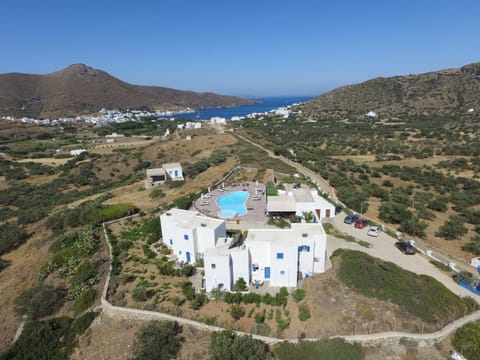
left=0, top=257, right=11, bottom=273
left=334, top=249, right=468, bottom=324
left=190, top=292, right=207, bottom=310
left=229, top=304, right=246, bottom=321
left=179, top=264, right=196, bottom=277
left=14, top=283, right=65, bottom=320
left=298, top=305, right=311, bottom=321
left=132, top=321, right=183, bottom=360
left=233, top=277, right=247, bottom=292
left=73, top=288, right=97, bottom=315
left=132, top=285, right=150, bottom=302
left=72, top=311, right=98, bottom=335
left=292, top=289, right=306, bottom=302
left=452, top=322, right=480, bottom=360
left=149, top=188, right=165, bottom=199
left=0, top=222, right=29, bottom=256
left=436, top=216, right=468, bottom=240
left=209, top=330, right=269, bottom=360
left=274, top=338, right=364, bottom=360
left=1, top=317, right=77, bottom=360
left=87, top=203, right=139, bottom=225
left=181, top=282, right=194, bottom=301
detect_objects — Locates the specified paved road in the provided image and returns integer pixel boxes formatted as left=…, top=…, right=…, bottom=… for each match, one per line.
left=329, top=214, right=478, bottom=301
left=238, top=133, right=479, bottom=302
left=237, top=135, right=338, bottom=202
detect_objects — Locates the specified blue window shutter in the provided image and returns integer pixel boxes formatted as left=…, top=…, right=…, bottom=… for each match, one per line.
left=277, top=252, right=284, bottom=259
left=184, top=234, right=188, bottom=240
left=169, top=239, right=173, bottom=245
left=298, top=246, right=302, bottom=252
left=307, top=246, right=310, bottom=252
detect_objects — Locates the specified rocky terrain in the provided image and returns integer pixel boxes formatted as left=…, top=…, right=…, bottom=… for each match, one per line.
left=299, top=62, right=480, bottom=120
left=0, top=64, right=255, bottom=118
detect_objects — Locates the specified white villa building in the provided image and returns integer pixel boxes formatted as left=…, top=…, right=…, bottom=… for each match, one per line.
left=160, top=208, right=226, bottom=264
left=160, top=208, right=327, bottom=291
left=267, top=184, right=335, bottom=221
left=145, top=163, right=184, bottom=189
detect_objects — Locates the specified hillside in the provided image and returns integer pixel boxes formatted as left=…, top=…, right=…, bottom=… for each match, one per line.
left=299, top=62, right=480, bottom=119
left=0, top=64, right=255, bottom=118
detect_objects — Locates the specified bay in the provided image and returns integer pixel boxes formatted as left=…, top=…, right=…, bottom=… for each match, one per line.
left=161, top=96, right=313, bottom=120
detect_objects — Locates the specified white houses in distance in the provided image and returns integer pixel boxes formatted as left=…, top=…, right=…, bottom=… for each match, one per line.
left=145, top=163, right=184, bottom=189
left=160, top=208, right=327, bottom=291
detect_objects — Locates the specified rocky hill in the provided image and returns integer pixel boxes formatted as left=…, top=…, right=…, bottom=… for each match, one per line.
left=0, top=64, right=255, bottom=118
left=299, top=62, right=480, bottom=119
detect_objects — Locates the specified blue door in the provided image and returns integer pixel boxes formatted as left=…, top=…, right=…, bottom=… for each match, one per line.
left=186, top=251, right=191, bottom=263
left=264, top=267, right=270, bottom=279
left=174, top=170, right=179, bottom=177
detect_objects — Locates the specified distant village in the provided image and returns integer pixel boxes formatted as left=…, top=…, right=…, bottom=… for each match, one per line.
left=0, top=103, right=299, bottom=126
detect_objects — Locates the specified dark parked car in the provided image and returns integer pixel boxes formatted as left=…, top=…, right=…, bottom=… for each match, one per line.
left=335, top=205, right=344, bottom=215
left=354, top=219, right=368, bottom=229
left=395, top=241, right=416, bottom=255
left=344, top=214, right=359, bottom=224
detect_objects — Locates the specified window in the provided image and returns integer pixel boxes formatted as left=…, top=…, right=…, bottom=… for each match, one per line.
left=280, top=270, right=285, bottom=275
left=252, top=264, right=259, bottom=272
left=276, top=252, right=284, bottom=259
left=298, top=245, right=310, bottom=252
left=184, top=234, right=189, bottom=240
left=179, top=251, right=182, bottom=254
left=211, top=264, right=216, bottom=269
left=169, top=239, right=173, bottom=245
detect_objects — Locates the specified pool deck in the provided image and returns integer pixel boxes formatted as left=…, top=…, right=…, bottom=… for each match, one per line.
left=193, top=182, right=268, bottom=223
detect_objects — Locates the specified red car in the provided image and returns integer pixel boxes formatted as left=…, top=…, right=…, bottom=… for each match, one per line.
left=354, top=219, right=368, bottom=229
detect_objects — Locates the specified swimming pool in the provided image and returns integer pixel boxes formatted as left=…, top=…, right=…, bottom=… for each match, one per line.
left=216, top=191, right=249, bottom=217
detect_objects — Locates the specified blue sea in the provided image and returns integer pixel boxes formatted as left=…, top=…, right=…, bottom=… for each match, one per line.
left=160, top=96, right=313, bottom=120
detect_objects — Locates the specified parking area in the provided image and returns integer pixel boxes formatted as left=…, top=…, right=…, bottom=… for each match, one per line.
left=328, top=214, right=479, bottom=301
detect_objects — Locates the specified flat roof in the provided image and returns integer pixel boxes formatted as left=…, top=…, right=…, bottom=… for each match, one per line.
left=162, top=208, right=225, bottom=229
left=146, top=168, right=165, bottom=176
left=246, top=223, right=325, bottom=246
left=267, top=195, right=296, bottom=212
left=163, top=162, right=182, bottom=170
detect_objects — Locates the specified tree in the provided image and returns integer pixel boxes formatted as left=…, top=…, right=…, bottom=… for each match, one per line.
left=14, top=283, right=65, bottom=320
left=233, top=277, right=247, bottom=292
left=302, top=211, right=315, bottom=223
left=132, top=321, right=183, bottom=360
left=209, top=330, right=269, bottom=360
left=436, top=216, right=468, bottom=240
left=229, top=304, right=245, bottom=322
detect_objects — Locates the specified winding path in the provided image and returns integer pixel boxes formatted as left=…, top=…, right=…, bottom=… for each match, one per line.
left=99, top=219, right=480, bottom=346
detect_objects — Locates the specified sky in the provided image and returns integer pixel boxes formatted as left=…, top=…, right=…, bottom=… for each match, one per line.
left=1, top=0, right=480, bottom=96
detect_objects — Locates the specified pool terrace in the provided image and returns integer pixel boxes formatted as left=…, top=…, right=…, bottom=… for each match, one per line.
left=193, top=182, right=268, bottom=223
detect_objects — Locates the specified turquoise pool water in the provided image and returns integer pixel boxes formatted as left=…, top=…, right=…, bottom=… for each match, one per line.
left=217, top=191, right=249, bottom=217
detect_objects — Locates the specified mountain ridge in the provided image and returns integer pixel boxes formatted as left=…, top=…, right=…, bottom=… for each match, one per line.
left=0, top=64, right=255, bottom=118
left=298, top=62, right=480, bottom=120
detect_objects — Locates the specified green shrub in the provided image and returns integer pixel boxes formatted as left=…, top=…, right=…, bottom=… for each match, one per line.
left=452, top=322, right=480, bottom=360
left=181, top=281, right=194, bottom=301
left=209, top=330, right=269, bottom=360
left=298, top=305, right=311, bottom=321
left=190, top=292, right=207, bottom=310
left=14, top=283, right=65, bottom=320
left=0, top=257, right=11, bottom=273
left=0, top=222, right=29, bottom=256
left=132, top=285, right=149, bottom=302
left=1, top=317, right=77, bottom=360
left=149, top=188, right=165, bottom=199
left=436, top=215, right=468, bottom=240
left=73, top=288, right=97, bottom=315
left=87, top=203, right=139, bottom=224
left=274, top=338, right=364, bottom=360
left=72, top=311, right=98, bottom=335
left=233, top=277, right=247, bottom=292
left=292, top=289, right=306, bottom=302
left=132, top=320, right=183, bottom=360
left=334, top=249, right=468, bottom=324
